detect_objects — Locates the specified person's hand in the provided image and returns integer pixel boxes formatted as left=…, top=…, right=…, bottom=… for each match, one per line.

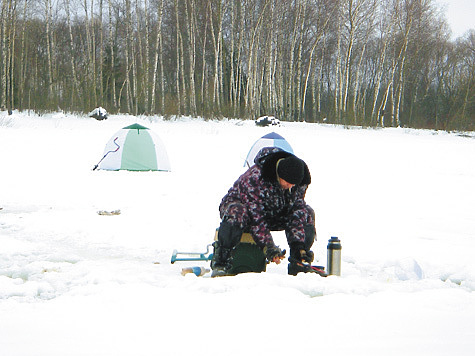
left=271, top=254, right=286, bottom=264
left=264, top=244, right=286, bottom=264
left=300, top=249, right=314, bottom=263
left=290, top=242, right=314, bottom=263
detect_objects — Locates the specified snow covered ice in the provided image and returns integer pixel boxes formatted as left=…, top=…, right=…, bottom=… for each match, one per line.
left=1, top=111, right=474, bottom=355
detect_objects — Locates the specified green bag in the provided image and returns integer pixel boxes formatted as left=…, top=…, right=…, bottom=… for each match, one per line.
left=227, top=234, right=267, bottom=275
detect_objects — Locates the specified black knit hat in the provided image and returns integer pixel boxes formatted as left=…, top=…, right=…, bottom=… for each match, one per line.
left=277, top=156, right=305, bottom=184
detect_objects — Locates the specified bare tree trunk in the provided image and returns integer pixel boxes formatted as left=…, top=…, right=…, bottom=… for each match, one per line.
left=98, top=0, right=104, bottom=104
left=265, top=0, right=275, bottom=114
left=1, top=0, right=7, bottom=109
left=83, top=0, right=91, bottom=108
left=460, top=74, right=473, bottom=123
left=108, top=0, right=117, bottom=109
left=234, top=0, right=246, bottom=117
left=256, top=34, right=265, bottom=115
left=45, top=0, right=53, bottom=103
left=18, top=0, right=27, bottom=109
left=274, top=1, right=286, bottom=119
left=132, top=0, right=141, bottom=115
left=185, top=0, right=197, bottom=116
left=352, top=39, right=367, bottom=124
left=218, top=8, right=225, bottom=113
left=175, top=0, right=182, bottom=115
left=334, top=2, right=342, bottom=122
left=89, top=0, right=98, bottom=106
left=200, top=7, right=209, bottom=114
left=118, top=62, right=133, bottom=111
left=394, top=54, right=406, bottom=127
left=314, top=35, right=326, bottom=121
left=302, top=9, right=331, bottom=121
left=66, top=0, right=81, bottom=107
left=352, top=1, right=376, bottom=124
left=229, top=0, right=235, bottom=115
left=124, top=0, right=132, bottom=112
left=245, top=0, right=269, bottom=118
left=6, top=0, right=15, bottom=110
left=286, top=0, right=302, bottom=121
left=370, top=2, right=395, bottom=124
left=208, top=0, right=226, bottom=110
left=295, top=0, right=307, bottom=121
left=143, top=0, right=150, bottom=112
left=370, top=37, right=388, bottom=125
left=379, top=8, right=413, bottom=127
left=151, top=0, right=164, bottom=113
left=342, top=0, right=365, bottom=115
left=179, top=27, right=187, bottom=113
left=302, top=34, right=322, bottom=121
left=132, top=40, right=138, bottom=115
left=159, top=30, right=165, bottom=113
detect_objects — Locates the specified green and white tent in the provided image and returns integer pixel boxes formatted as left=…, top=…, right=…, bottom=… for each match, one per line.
left=97, top=124, right=171, bottom=171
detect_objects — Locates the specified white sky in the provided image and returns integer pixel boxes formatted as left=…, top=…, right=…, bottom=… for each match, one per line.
left=435, top=0, right=475, bottom=38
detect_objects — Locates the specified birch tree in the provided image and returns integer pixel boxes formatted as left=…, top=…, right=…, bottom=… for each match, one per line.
left=341, top=0, right=373, bottom=116
left=45, top=0, right=54, bottom=102
left=351, top=1, right=375, bottom=124
left=107, top=0, right=117, bottom=109
left=98, top=0, right=104, bottom=104
left=175, top=0, right=182, bottom=115
left=333, top=1, right=342, bottom=122
left=244, top=0, right=269, bottom=118
left=301, top=0, right=332, bottom=121
left=285, top=0, right=304, bottom=121
left=1, top=0, right=7, bottom=109
left=66, top=0, right=81, bottom=107
left=233, top=0, right=246, bottom=116
left=18, top=0, right=28, bottom=109
left=184, top=0, right=196, bottom=116
left=208, top=0, right=225, bottom=111
left=378, top=0, right=414, bottom=127
left=370, top=1, right=395, bottom=124
left=294, top=0, right=307, bottom=121
left=151, top=0, right=164, bottom=113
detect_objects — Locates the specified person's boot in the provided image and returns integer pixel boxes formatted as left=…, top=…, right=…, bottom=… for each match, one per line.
left=303, top=224, right=316, bottom=251
left=288, top=257, right=327, bottom=277
left=210, top=221, right=243, bottom=277
left=210, top=241, right=234, bottom=277
left=287, top=241, right=327, bottom=277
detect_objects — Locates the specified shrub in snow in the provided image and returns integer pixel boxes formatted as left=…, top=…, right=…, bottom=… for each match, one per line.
left=255, top=115, right=280, bottom=127
left=89, top=107, right=108, bottom=121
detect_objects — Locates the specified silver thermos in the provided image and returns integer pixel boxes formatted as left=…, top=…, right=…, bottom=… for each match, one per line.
left=327, top=236, right=342, bottom=276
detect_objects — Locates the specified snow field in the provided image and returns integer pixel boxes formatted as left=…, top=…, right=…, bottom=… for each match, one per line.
left=1, top=111, right=474, bottom=355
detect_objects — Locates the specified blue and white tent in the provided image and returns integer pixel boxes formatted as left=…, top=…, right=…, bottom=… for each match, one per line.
left=244, top=132, right=294, bottom=168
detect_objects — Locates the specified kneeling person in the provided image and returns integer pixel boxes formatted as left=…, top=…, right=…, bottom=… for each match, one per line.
left=211, top=147, right=316, bottom=277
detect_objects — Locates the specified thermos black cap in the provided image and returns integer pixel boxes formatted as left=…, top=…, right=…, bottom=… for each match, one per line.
left=327, top=236, right=342, bottom=250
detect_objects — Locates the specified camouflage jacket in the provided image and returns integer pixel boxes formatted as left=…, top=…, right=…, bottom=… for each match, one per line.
left=219, top=147, right=311, bottom=248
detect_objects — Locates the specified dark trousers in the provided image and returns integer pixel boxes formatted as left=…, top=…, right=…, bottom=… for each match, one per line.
left=218, top=201, right=316, bottom=250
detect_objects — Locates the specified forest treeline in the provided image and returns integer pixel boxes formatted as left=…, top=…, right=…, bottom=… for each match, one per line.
left=1, top=0, right=474, bottom=130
